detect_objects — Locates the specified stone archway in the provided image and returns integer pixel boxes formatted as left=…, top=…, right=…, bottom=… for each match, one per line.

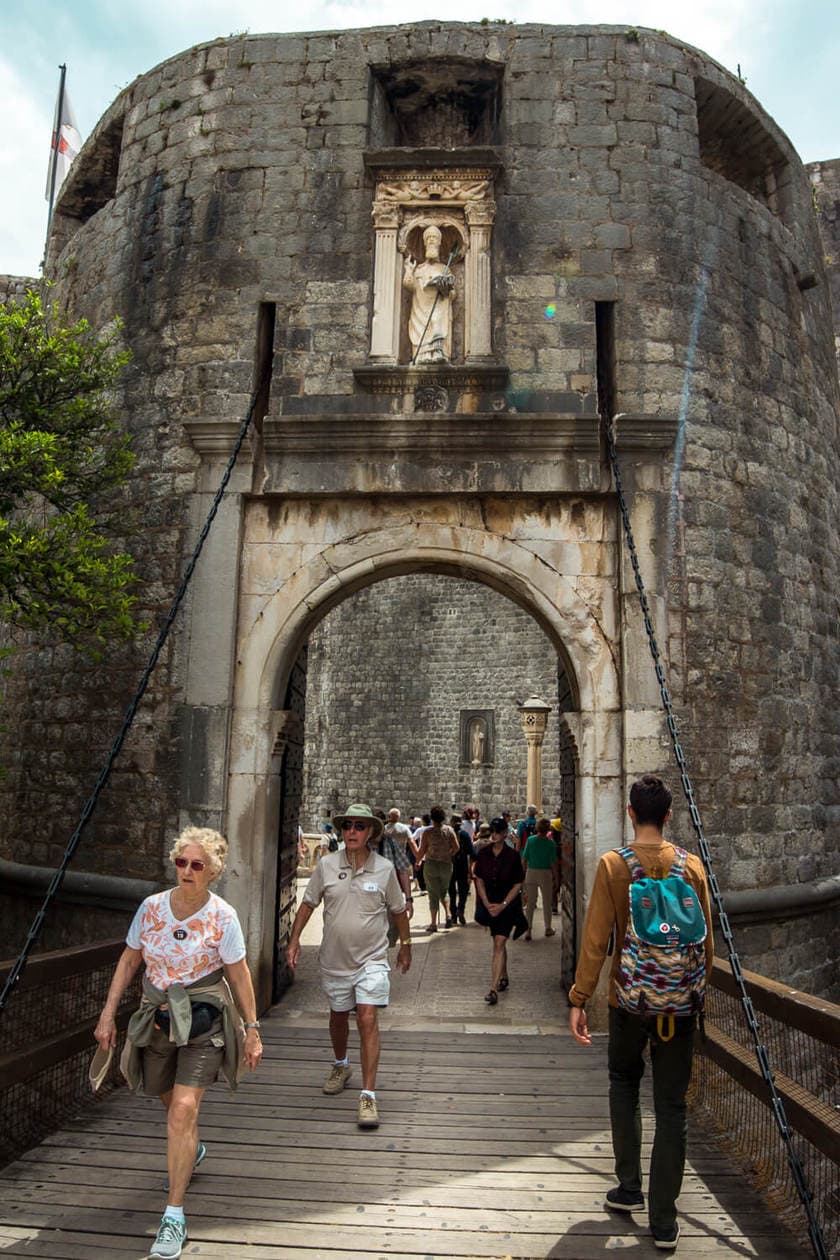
left=275, top=574, right=582, bottom=1001
left=219, top=499, right=623, bottom=1009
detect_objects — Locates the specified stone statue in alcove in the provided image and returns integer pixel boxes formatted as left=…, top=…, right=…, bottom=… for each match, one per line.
left=403, top=225, right=456, bottom=364
left=469, top=718, right=486, bottom=767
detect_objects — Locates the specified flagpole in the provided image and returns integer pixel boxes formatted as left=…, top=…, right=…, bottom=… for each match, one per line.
left=44, top=63, right=67, bottom=267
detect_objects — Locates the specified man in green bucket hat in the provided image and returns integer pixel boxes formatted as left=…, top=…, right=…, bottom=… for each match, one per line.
left=287, top=803, right=411, bottom=1129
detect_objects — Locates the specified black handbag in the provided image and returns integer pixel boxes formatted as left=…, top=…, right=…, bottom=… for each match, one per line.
left=155, top=1001, right=218, bottom=1039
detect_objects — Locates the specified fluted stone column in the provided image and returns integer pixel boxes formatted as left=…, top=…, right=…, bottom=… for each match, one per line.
left=369, top=203, right=402, bottom=362
left=518, top=696, right=552, bottom=814
left=464, top=199, right=495, bottom=360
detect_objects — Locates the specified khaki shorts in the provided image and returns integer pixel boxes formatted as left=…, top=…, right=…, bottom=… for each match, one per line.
left=321, top=960, right=390, bottom=1012
left=141, top=1019, right=225, bottom=1096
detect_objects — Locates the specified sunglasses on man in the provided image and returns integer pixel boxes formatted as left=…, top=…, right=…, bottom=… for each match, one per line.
left=342, top=820, right=371, bottom=832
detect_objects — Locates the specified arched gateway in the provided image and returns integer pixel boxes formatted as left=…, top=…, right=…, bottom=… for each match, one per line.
left=2, top=23, right=838, bottom=1011
left=220, top=513, right=626, bottom=1007
left=177, top=400, right=679, bottom=1017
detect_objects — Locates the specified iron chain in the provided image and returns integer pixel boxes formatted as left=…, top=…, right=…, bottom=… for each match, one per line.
left=604, top=413, right=828, bottom=1260
left=0, top=373, right=267, bottom=1018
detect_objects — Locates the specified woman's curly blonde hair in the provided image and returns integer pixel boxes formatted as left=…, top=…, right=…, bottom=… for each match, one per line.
left=169, top=826, right=228, bottom=878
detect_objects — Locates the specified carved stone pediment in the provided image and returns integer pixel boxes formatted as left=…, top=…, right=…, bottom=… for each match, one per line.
left=374, top=172, right=493, bottom=205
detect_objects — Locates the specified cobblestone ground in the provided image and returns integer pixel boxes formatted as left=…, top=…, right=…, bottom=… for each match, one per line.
left=282, top=876, right=571, bottom=1034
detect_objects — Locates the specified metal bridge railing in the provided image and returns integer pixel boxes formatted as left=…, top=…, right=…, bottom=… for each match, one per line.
left=0, top=939, right=139, bottom=1167
left=690, top=959, right=840, bottom=1255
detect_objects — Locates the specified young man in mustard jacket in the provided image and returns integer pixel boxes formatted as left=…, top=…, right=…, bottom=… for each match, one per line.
left=569, top=775, right=714, bottom=1252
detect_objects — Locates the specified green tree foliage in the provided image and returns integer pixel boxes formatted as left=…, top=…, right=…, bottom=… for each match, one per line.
left=0, top=288, right=140, bottom=647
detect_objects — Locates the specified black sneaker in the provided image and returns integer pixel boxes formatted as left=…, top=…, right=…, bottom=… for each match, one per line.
left=652, top=1222, right=680, bottom=1250
left=604, top=1186, right=645, bottom=1212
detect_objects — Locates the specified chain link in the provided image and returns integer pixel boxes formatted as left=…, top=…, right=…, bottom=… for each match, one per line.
left=0, top=362, right=829, bottom=1257
left=605, top=413, right=827, bottom=1260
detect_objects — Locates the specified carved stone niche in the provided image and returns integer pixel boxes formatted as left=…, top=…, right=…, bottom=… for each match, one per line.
left=460, top=709, right=495, bottom=768
left=366, top=155, right=498, bottom=369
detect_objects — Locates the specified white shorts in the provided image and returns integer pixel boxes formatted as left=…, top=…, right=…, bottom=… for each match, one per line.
left=321, top=960, right=391, bottom=1012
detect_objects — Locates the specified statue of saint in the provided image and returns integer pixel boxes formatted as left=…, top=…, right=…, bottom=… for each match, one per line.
left=470, top=719, right=486, bottom=767
left=403, top=225, right=456, bottom=364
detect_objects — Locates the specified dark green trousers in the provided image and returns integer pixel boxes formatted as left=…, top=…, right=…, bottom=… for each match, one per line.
left=607, top=1006, right=696, bottom=1230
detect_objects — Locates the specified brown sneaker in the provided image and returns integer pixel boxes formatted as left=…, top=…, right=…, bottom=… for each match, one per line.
left=357, top=1094, right=379, bottom=1128
left=322, top=1063, right=352, bottom=1095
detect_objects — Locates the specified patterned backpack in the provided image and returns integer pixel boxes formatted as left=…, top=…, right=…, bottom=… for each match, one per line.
left=615, top=846, right=707, bottom=1026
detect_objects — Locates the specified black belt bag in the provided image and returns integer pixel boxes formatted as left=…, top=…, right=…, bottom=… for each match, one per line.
left=155, top=1001, right=218, bottom=1039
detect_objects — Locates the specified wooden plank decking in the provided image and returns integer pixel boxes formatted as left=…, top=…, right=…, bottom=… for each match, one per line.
left=0, top=1019, right=802, bottom=1258
left=0, top=892, right=808, bottom=1257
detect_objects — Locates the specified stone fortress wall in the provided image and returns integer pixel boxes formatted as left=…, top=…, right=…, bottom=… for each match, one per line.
left=809, top=160, right=840, bottom=361
left=0, top=276, right=32, bottom=304
left=301, top=573, right=565, bottom=828
left=0, top=24, right=838, bottom=997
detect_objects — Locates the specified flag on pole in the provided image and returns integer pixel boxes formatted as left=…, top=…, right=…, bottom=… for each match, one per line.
left=45, top=81, right=82, bottom=200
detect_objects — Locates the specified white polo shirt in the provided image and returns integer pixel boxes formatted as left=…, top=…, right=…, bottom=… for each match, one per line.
left=302, top=849, right=406, bottom=976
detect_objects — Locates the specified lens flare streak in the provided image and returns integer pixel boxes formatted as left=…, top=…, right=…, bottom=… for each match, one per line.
left=667, top=244, right=716, bottom=571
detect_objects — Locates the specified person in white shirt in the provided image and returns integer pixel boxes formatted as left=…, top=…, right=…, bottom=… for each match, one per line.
left=384, top=808, right=414, bottom=857
left=287, top=804, right=411, bottom=1130
left=460, top=807, right=477, bottom=839
left=94, top=827, right=261, bottom=1260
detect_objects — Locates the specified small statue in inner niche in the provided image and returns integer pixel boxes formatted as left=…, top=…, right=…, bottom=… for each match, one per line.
left=470, top=719, right=486, bottom=767
left=403, top=225, right=456, bottom=364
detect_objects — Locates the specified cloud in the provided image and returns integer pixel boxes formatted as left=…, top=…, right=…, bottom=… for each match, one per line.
left=1, top=1, right=834, bottom=278
left=0, top=57, right=51, bottom=278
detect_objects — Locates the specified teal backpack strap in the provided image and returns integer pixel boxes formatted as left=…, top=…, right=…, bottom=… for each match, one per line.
left=669, top=846, right=689, bottom=878
left=617, top=846, right=645, bottom=881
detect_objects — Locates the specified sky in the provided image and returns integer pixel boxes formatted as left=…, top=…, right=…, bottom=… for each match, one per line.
left=1, top=0, right=838, bottom=278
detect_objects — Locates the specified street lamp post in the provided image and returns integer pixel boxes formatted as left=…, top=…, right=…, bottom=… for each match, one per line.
left=518, top=696, right=552, bottom=816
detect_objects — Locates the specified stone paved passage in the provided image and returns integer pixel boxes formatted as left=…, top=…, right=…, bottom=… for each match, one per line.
left=0, top=885, right=803, bottom=1258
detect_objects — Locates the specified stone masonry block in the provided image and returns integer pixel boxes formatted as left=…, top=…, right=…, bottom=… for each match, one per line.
left=567, top=124, right=618, bottom=147
left=594, top=223, right=631, bottom=249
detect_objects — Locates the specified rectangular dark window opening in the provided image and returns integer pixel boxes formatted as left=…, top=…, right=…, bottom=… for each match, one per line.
left=253, top=302, right=277, bottom=426
left=594, top=301, right=617, bottom=422
left=369, top=60, right=504, bottom=148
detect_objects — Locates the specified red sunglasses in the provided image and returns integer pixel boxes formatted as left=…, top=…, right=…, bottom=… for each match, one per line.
left=174, top=857, right=206, bottom=872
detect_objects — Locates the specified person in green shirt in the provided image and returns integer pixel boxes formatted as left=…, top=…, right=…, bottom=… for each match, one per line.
left=521, top=818, right=557, bottom=940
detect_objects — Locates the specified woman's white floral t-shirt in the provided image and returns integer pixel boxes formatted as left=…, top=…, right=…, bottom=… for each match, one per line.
left=127, top=890, right=246, bottom=989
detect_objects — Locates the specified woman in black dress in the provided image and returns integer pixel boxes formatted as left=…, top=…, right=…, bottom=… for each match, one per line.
left=473, top=816, right=526, bottom=1004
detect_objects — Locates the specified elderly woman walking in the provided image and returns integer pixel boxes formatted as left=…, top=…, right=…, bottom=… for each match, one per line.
left=94, top=826, right=262, bottom=1259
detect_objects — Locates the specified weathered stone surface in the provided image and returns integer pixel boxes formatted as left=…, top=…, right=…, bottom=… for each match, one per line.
left=1, top=24, right=838, bottom=1002
left=0, top=275, right=33, bottom=304
left=301, top=573, right=568, bottom=825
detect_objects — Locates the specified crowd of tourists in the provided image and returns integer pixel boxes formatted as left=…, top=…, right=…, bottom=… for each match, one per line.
left=312, top=800, right=565, bottom=934
left=92, top=775, right=711, bottom=1255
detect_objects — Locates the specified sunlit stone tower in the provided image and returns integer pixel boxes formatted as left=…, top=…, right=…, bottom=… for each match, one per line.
left=1, top=23, right=838, bottom=1008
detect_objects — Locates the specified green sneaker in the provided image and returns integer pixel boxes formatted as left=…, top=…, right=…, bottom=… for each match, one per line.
left=149, top=1215, right=187, bottom=1259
